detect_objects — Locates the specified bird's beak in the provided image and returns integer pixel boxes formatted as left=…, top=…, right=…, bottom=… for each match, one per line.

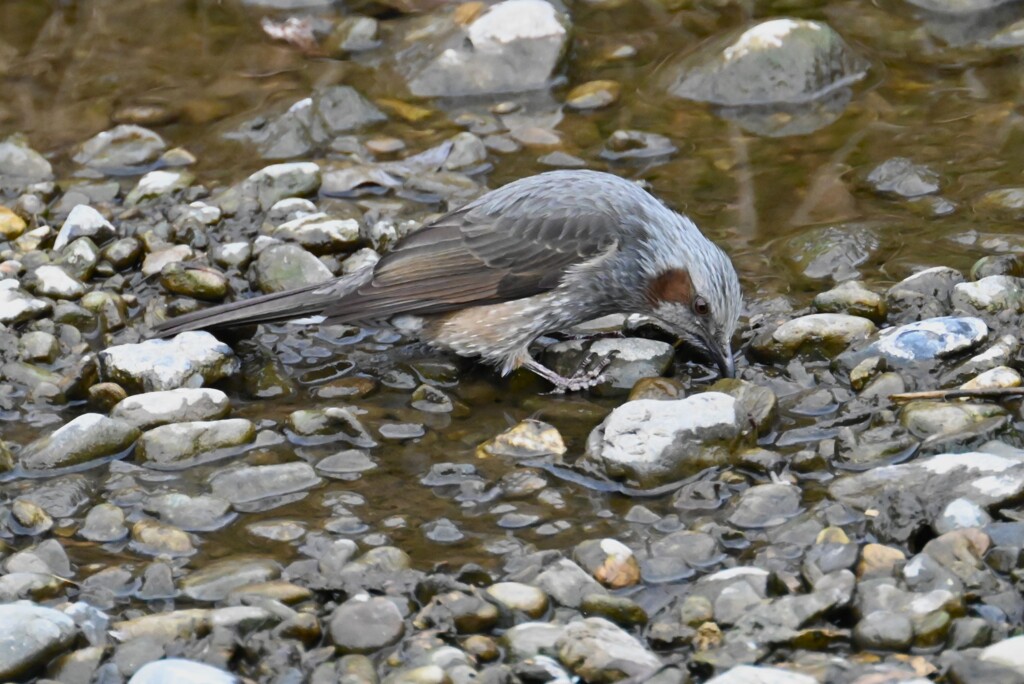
left=713, top=342, right=735, bottom=379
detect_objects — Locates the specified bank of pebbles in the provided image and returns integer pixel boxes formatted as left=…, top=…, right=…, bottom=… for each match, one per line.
left=5, top=21, right=1024, bottom=684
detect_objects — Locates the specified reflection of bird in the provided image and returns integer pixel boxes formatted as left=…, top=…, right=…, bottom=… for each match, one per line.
left=154, top=170, right=742, bottom=392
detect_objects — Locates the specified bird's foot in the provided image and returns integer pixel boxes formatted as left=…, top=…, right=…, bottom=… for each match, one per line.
left=545, top=351, right=617, bottom=395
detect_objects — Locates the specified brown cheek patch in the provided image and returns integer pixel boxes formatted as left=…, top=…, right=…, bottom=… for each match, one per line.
left=646, top=268, right=694, bottom=306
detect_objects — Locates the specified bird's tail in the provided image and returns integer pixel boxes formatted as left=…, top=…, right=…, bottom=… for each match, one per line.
left=151, top=271, right=369, bottom=337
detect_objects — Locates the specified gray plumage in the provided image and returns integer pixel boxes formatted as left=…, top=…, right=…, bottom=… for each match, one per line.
left=153, top=170, right=743, bottom=390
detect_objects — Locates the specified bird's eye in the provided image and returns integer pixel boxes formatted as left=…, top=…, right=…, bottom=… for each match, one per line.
left=693, top=296, right=711, bottom=316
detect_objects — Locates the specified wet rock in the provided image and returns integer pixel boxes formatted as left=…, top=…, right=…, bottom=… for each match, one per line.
left=478, top=418, right=566, bottom=459
left=545, top=337, right=674, bottom=396
left=27, top=264, right=86, bottom=299
left=948, top=617, right=992, bottom=649
left=252, top=243, right=334, bottom=293
left=728, top=483, right=802, bottom=528
left=316, top=449, right=377, bottom=477
left=0, top=205, right=26, bottom=240
left=18, top=413, right=139, bottom=471
left=664, top=18, right=867, bottom=106
left=975, top=188, right=1024, bottom=220
left=112, top=608, right=210, bottom=642
left=813, top=280, right=886, bottom=322
left=417, top=590, right=499, bottom=634
left=980, top=634, right=1024, bottom=673
left=706, top=666, right=817, bottom=684
left=853, top=316, right=988, bottom=365
left=181, top=557, right=282, bottom=601
left=0, top=282, right=51, bottom=324
left=111, top=388, right=231, bottom=429
left=73, top=124, right=166, bottom=172
left=574, top=539, right=641, bottom=589
left=244, top=162, right=321, bottom=211
left=443, top=132, right=488, bottom=170
left=159, top=264, right=229, bottom=301
left=141, top=244, right=193, bottom=277
left=423, top=517, right=464, bottom=542
left=211, top=242, right=252, bottom=270
left=125, top=170, right=194, bottom=205
left=331, top=15, right=380, bottom=53
left=567, top=80, right=621, bottom=110
left=311, top=85, right=386, bottom=139
left=81, top=291, right=128, bottom=330
left=536, top=558, right=608, bottom=608
left=410, top=384, right=454, bottom=414
left=830, top=443, right=1024, bottom=513
left=99, top=331, right=240, bottom=392
left=900, top=401, right=1008, bottom=440
left=973, top=254, right=1024, bottom=280
left=962, top=365, right=1022, bottom=389
left=0, top=137, right=54, bottom=187
left=935, top=497, right=992, bottom=534
left=330, top=595, right=405, bottom=653
left=629, top=376, right=686, bottom=401
left=711, top=379, right=777, bottom=436
left=946, top=334, right=1019, bottom=384
left=54, top=205, right=116, bottom=250
left=953, top=275, right=1024, bottom=313
left=751, top=313, right=875, bottom=362
left=287, top=407, right=376, bottom=448
left=486, top=582, right=549, bottom=618
left=854, top=610, right=913, bottom=650
left=60, top=236, right=101, bottom=280
left=273, top=213, right=360, bottom=254
left=8, top=501, right=51, bottom=538
left=0, top=602, right=78, bottom=680
left=584, top=393, right=741, bottom=486
left=5, top=539, right=71, bottom=576
left=503, top=622, right=565, bottom=660
left=131, top=519, right=194, bottom=556
left=784, top=223, right=879, bottom=281
left=557, top=617, right=662, bottom=682
left=210, top=462, right=322, bottom=505
left=600, top=129, right=677, bottom=161
left=886, top=267, right=963, bottom=323
left=80, top=503, right=129, bottom=542
left=405, top=0, right=570, bottom=97
left=144, top=493, right=233, bottom=531
left=128, top=658, right=239, bottom=684
left=136, top=419, right=256, bottom=467
left=866, top=157, right=940, bottom=198
left=19, top=330, right=59, bottom=363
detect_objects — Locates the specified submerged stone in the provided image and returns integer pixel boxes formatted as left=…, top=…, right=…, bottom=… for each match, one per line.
left=866, top=157, right=940, bottom=198
left=72, top=124, right=166, bottom=172
left=664, top=18, right=868, bottom=106
left=404, top=0, right=570, bottom=97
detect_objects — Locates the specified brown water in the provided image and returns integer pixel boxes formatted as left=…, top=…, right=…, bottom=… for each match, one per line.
left=3, top=0, right=1024, bottom=571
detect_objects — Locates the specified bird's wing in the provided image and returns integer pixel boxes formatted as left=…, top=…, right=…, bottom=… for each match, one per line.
left=321, top=196, right=622, bottom=323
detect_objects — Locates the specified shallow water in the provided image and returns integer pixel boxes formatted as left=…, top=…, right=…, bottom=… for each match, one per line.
left=3, top=0, right=1024, bottom=577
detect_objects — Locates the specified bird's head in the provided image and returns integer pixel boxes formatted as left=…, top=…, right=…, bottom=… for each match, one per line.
left=641, top=244, right=742, bottom=378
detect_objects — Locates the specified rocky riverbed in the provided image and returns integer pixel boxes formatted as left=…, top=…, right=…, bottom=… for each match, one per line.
left=5, top=0, right=1024, bottom=682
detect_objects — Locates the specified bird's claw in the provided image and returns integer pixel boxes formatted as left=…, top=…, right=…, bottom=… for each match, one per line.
left=547, top=350, right=618, bottom=394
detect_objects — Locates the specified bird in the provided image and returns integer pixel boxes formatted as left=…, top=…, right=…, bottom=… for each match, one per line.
left=152, top=169, right=743, bottom=392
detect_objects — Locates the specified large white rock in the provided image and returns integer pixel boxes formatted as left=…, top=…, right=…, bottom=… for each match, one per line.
left=98, top=331, right=240, bottom=392
left=584, top=392, right=741, bottom=487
